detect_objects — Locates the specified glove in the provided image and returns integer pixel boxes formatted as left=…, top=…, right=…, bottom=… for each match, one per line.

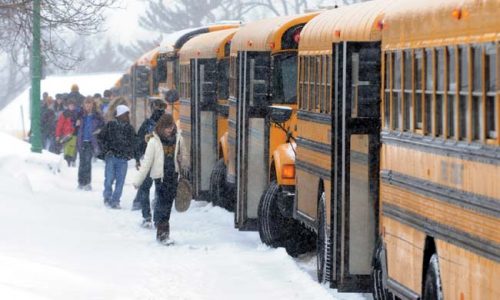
left=135, top=161, right=141, bottom=171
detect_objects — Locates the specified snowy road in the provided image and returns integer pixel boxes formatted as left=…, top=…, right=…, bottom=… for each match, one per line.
left=0, top=133, right=368, bottom=300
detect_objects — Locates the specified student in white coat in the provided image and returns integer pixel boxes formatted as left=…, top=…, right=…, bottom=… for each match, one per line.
left=133, top=114, right=188, bottom=244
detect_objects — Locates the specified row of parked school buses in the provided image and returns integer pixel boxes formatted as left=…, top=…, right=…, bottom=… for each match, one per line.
left=112, top=0, right=499, bottom=298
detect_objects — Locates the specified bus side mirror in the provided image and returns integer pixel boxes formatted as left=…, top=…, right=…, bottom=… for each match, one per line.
left=164, top=89, right=179, bottom=104
left=268, top=105, right=292, bottom=124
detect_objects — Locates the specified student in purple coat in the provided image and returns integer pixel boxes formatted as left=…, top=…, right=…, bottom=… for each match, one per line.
left=77, top=97, right=105, bottom=190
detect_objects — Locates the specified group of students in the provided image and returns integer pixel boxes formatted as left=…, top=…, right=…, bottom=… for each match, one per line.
left=99, top=99, right=187, bottom=244
left=40, top=85, right=187, bottom=244
left=40, top=84, right=111, bottom=190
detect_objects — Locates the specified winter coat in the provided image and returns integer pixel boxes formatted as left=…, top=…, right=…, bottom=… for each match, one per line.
left=41, top=104, right=56, bottom=140
left=133, top=131, right=188, bottom=187
left=67, top=91, right=85, bottom=108
left=77, top=112, right=105, bottom=153
left=97, top=120, right=138, bottom=160
left=135, top=110, right=164, bottom=158
left=55, top=110, right=77, bottom=138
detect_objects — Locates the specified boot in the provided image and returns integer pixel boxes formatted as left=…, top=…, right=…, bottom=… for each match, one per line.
left=156, top=222, right=170, bottom=243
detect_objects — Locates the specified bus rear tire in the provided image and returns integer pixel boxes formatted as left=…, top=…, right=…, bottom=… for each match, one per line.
left=258, top=181, right=287, bottom=248
left=209, top=159, right=227, bottom=209
left=316, top=192, right=331, bottom=283
left=423, top=254, right=443, bottom=300
left=372, top=239, right=392, bottom=300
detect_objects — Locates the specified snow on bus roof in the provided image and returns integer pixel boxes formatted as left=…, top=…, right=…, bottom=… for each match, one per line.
left=179, top=28, right=239, bottom=63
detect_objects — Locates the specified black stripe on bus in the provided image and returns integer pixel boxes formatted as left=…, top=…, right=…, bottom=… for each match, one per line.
left=297, top=110, right=332, bottom=125
left=381, top=170, right=500, bottom=219
left=382, top=203, right=500, bottom=263
left=216, top=104, right=229, bottom=116
left=381, top=130, right=500, bottom=165
left=296, top=137, right=331, bottom=155
left=295, top=159, right=330, bottom=179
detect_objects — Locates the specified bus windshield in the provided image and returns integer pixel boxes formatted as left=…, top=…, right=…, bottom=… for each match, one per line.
left=272, top=53, right=298, bottom=104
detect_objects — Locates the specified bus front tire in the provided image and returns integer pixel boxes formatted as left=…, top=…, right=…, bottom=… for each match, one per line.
left=209, top=159, right=227, bottom=209
left=316, top=192, right=331, bottom=283
left=423, top=254, right=443, bottom=300
left=372, top=239, right=392, bottom=300
left=258, top=181, right=287, bottom=248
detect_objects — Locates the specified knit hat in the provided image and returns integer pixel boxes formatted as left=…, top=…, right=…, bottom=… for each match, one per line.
left=116, top=105, right=130, bottom=117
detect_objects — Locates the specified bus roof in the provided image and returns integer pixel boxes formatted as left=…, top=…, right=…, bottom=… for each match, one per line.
left=159, top=23, right=240, bottom=54
left=299, top=0, right=394, bottom=55
left=382, top=0, right=500, bottom=50
left=230, top=13, right=319, bottom=54
left=179, top=28, right=239, bottom=64
left=135, top=47, right=160, bottom=67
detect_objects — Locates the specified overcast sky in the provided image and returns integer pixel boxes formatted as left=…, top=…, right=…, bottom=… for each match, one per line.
left=105, top=0, right=154, bottom=44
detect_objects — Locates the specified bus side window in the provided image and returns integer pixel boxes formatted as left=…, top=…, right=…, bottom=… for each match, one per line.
left=471, top=45, right=483, bottom=141
left=316, top=56, right=322, bottom=112
left=392, top=51, right=402, bottom=131
left=459, top=45, right=469, bottom=141
left=447, top=46, right=457, bottom=139
left=424, top=48, right=434, bottom=135
left=403, top=50, right=412, bottom=131
left=436, top=48, right=445, bottom=137
left=304, top=56, right=310, bottom=111
left=326, top=55, right=331, bottom=114
left=320, top=55, right=326, bottom=113
left=352, top=52, right=359, bottom=118
left=485, top=42, right=497, bottom=142
left=384, top=52, right=391, bottom=129
left=415, top=50, right=424, bottom=131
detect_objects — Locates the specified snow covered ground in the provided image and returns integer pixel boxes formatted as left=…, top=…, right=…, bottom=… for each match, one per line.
left=0, top=132, right=371, bottom=299
left=0, top=72, right=371, bottom=299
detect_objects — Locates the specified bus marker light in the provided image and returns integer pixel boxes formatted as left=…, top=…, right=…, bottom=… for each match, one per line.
left=248, top=40, right=253, bottom=47
left=377, top=20, right=385, bottom=30
left=335, top=30, right=341, bottom=38
left=282, top=164, right=295, bottom=179
left=452, top=8, right=462, bottom=20
left=293, top=31, right=301, bottom=43
left=269, top=42, right=275, bottom=49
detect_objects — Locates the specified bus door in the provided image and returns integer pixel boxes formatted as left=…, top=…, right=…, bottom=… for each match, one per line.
left=235, top=51, right=270, bottom=230
left=331, top=42, right=381, bottom=292
left=191, top=58, right=218, bottom=199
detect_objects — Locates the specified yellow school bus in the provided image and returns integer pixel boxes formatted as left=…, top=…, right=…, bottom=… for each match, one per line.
left=374, top=0, right=500, bottom=299
left=155, top=24, right=240, bottom=122
left=130, top=47, right=159, bottom=128
left=178, top=28, right=239, bottom=201
left=294, top=0, right=394, bottom=289
left=226, top=13, right=318, bottom=255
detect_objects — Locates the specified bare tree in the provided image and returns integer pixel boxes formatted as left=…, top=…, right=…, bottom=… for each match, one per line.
left=0, top=0, right=118, bottom=70
left=138, top=0, right=227, bottom=33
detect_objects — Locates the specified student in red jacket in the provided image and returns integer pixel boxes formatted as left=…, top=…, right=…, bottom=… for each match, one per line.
left=55, top=99, right=79, bottom=166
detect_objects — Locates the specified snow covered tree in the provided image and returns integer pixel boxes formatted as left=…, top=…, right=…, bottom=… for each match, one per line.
left=77, top=39, right=128, bottom=73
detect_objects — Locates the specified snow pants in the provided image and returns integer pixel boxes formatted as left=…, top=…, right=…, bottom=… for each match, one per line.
left=78, top=141, right=93, bottom=186
left=103, top=155, right=128, bottom=205
left=153, top=175, right=178, bottom=226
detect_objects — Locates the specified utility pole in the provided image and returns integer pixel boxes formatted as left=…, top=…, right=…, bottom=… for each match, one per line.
left=30, top=0, right=42, bottom=153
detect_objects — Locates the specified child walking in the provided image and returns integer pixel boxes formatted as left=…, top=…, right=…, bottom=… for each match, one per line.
left=133, top=114, right=188, bottom=244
